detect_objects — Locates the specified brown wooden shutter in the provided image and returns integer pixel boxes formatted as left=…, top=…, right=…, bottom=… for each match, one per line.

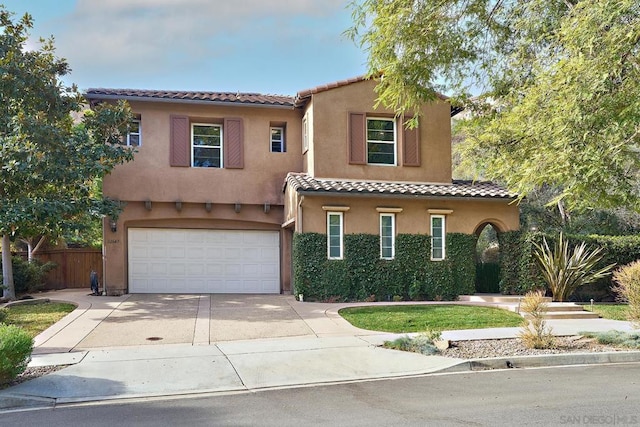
left=170, top=115, right=190, bottom=167
left=348, top=112, right=366, bottom=165
left=402, top=117, right=420, bottom=167
left=224, top=117, right=244, bottom=169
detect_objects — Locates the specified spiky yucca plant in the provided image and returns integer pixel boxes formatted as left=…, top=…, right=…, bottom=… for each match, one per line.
left=533, top=233, right=615, bottom=302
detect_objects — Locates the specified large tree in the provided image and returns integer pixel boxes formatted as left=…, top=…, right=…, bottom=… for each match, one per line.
left=348, top=0, right=640, bottom=211
left=0, top=9, right=134, bottom=299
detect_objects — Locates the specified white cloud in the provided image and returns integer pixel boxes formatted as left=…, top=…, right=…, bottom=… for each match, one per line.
left=53, top=0, right=353, bottom=89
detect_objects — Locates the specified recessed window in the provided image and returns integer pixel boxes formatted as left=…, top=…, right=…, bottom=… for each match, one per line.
left=431, top=215, right=446, bottom=261
left=192, top=123, right=222, bottom=168
left=302, top=115, right=309, bottom=153
left=123, top=119, right=141, bottom=147
left=327, top=212, right=344, bottom=259
left=367, top=117, right=396, bottom=165
left=270, top=126, right=285, bottom=152
left=380, top=213, right=395, bottom=259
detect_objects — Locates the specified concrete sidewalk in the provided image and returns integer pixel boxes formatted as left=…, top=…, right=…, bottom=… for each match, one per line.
left=1, top=290, right=639, bottom=411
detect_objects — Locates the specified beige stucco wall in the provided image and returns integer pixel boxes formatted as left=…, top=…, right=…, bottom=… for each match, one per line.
left=103, top=101, right=303, bottom=205
left=304, top=79, right=452, bottom=182
left=291, top=194, right=519, bottom=236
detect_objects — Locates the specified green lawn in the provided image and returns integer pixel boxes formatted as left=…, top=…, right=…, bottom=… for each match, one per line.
left=339, top=304, right=523, bottom=333
left=3, top=303, right=76, bottom=337
left=581, top=303, right=629, bottom=321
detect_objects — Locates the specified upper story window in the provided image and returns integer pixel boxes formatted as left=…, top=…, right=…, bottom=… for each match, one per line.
left=367, top=117, right=396, bottom=165
left=270, top=126, right=285, bottom=152
left=122, top=119, right=141, bottom=147
left=192, top=123, right=222, bottom=168
left=302, top=115, right=309, bottom=153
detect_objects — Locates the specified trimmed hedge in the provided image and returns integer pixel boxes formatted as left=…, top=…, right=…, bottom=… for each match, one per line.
left=292, top=232, right=476, bottom=302
left=498, top=231, right=544, bottom=295
left=498, top=232, right=640, bottom=301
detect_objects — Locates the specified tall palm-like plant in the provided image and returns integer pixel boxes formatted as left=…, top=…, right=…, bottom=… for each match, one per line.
left=533, top=233, right=615, bottom=302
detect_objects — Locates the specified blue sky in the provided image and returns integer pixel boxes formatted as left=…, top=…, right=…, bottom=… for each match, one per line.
left=3, top=0, right=368, bottom=95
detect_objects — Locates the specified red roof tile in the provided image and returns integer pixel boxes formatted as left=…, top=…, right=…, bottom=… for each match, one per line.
left=285, top=173, right=517, bottom=200
left=85, top=88, right=295, bottom=107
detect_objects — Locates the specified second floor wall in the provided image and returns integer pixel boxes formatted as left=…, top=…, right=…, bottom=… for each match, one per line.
left=301, top=79, right=453, bottom=183
left=96, top=76, right=455, bottom=207
left=103, top=100, right=303, bottom=206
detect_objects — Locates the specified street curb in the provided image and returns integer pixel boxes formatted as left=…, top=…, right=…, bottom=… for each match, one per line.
left=438, top=350, right=640, bottom=372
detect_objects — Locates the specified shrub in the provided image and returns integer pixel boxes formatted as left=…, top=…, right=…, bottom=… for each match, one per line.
left=0, top=256, right=57, bottom=294
left=0, top=324, right=34, bottom=384
left=534, top=233, right=615, bottom=302
left=383, top=332, right=440, bottom=355
left=518, top=290, right=556, bottom=349
left=612, top=260, right=640, bottom=326
left=0, top=307, right=7, bottom=323
left=580, top=330, right=640, bottom=349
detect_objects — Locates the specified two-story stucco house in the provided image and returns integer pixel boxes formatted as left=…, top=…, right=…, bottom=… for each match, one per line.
left=85, top=76, right=519, bottom=297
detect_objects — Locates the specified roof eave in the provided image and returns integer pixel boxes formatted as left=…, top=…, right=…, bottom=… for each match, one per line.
left=84, top=93, right=296, bottom=110
left=294, top=189, right=518, bottom=202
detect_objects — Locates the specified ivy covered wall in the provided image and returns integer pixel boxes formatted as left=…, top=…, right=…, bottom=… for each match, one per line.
left=292, top=232, right=476, bottom=302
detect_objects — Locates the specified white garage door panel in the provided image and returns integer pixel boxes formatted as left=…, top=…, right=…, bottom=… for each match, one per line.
left=128, top=228, right=280, bottom=294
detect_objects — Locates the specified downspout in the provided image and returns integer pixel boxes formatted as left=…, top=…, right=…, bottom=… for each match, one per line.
left=101, top=217, right=107, bottom=296
left=297, top=195, right=304, bottom=233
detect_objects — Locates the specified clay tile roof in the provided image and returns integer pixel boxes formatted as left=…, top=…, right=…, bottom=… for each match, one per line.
left=295, top=75, right=371, bottom=100
left=85, top=88, right=295, bottom=108
left=285, top=173, right=517, bottom=200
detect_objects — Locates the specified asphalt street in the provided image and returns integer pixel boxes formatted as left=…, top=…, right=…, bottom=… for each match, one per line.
left=4, top=363, right=639, bottom=427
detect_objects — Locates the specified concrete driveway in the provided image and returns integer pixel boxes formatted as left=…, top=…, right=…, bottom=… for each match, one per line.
left=55, top=293, right=316, bottom=350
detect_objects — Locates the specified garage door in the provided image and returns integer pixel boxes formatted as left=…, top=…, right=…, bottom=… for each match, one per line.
left=128, top=228, right=280, bottom=293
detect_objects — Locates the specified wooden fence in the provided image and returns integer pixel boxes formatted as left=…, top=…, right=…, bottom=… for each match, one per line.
left=33, top=249, right=103, bottom=290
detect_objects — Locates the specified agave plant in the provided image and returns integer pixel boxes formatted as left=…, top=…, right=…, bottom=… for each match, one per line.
left=533, top=233, right=615, bottom=302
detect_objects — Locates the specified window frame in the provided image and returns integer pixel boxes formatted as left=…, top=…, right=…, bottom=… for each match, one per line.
left=327, top=212, right=344, bottom=260
left=270, top=126, right=286, bottom=153
left=379, top=213, right=395, bottom=260
left=430, top=215, right=446, bottom=261
left=123, top=119, right=141, bottom=147
left=191, top=122, right=223, bottom=168
left=366, top=116, right=396, bottom=166
left=302, top=115, right=309, bottom=153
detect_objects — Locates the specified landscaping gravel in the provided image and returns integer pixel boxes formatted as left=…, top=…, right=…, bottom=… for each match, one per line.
left=440, top=336, right=628, bottom=359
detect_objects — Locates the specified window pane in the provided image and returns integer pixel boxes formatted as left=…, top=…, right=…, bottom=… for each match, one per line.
left=129, top=134, right=140, bottom=147
left=271, top=128, right=282, bottom=140
left=368, top=151, right=395, bottom=165
left=367, top=120, right=394, bottom=142
left=193, top=125, right=221, bottom=147
left=193, top=147, right=221, bottom=168
left=432, top=246, right=443, bottom=259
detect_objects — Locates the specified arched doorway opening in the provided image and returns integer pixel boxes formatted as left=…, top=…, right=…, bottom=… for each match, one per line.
left=474, top=222, right=501, bottom=293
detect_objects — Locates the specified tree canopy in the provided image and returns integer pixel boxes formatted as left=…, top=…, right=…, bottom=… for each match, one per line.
left=1, top=8, right=134, bottom=299
left=348, top=0, right=640, bottom=211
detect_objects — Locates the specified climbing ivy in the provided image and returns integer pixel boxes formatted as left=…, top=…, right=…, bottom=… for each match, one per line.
left=292, top=232, right=476, bottom=302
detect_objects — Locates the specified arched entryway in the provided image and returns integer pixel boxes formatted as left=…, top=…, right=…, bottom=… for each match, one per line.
left=473, top=221, right=503, bottom=293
